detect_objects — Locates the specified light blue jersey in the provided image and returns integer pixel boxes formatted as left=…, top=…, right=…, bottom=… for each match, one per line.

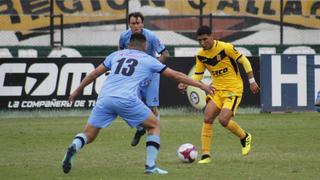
left=119, top=28, right=166, bottom=107
left=119, top=28, right=166, bottom=58
left=88, top=49, right=166, bottom=128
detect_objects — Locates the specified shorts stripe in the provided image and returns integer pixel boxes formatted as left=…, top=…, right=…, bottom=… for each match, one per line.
left=231, top=96, right=238, bottom=112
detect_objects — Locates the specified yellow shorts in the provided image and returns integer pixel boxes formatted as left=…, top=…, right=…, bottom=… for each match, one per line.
left=206, top=91, right=242, bottom=115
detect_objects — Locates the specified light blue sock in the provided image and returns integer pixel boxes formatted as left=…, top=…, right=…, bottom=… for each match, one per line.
left=72, top=133, right=88, bottom=152
left=157, top=114, right=160, bottom=121
left=146, top=134, right=160, bottom=168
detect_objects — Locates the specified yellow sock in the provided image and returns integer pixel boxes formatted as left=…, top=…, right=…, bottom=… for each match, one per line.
left=201, top=123, right=213, bottom=155
left=225, top=120, right=246, bottom=139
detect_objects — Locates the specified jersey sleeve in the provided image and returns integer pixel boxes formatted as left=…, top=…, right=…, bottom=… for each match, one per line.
left=191, top=56, right=206, bottom=81
left=149, top=56, right=166, bottom=73
left=103, top=52, right=117, bottom=69
left=237, top=55, right=253, bottom=73
left=225, top=43, right=253, bottom=73
left=151, top=33, right=166, bottom=54
left=225, top=43, right=242, bottom=61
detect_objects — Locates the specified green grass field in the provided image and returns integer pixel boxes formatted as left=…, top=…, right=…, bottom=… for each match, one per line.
left=0, top=109, right=319, bottom=180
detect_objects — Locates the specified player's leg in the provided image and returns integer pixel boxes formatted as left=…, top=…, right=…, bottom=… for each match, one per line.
left=218, top=95, right=252, bottom=155
left=198, top=96, right=221, bottom=164
left=131, top=86, right=148, bottom=146
left=62, top=124, right=100, bottom=174
left=131, top=106, right=158, bottom=146
left=131, top=74, right=160, bottom=146
left=141, top=113, right=168, bottom=174
left=131, top=125, right=146, bottom=146
left=141, top=75, right=164, bottom=172
left=62, top=97, right=116, bottom=174
left=120, top=98, right=167, bottom=174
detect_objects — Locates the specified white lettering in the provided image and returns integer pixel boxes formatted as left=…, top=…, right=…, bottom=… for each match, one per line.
left=26, top=63, right=58, bottom=96
left=271, top=55, right=307, bottom=106
left=8, top=101, right=19, bottom=108
left=0, top=63, right=26, bottom=96
left=88, top=100, right=96, bottom=107
left=19, top=99, right=73, bottom=108
left=74, top=100, right=85, bottom=107
left=57, top=64, right=95, bottom=95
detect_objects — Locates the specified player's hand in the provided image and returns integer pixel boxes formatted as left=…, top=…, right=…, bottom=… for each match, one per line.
left=177, top=83, right=187, bottom=94
left=250, top=82, right=260, bottom=94
left=68, top=89, right=81, bottom=103
left=201, top=84, right=215, bottom=96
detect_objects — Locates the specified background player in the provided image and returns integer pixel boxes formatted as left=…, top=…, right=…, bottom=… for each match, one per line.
left=62, top=33, right=214, bottom=174
left=119, top=12, right=170, bottom=146
left=178, top=25, right=260, bottom=164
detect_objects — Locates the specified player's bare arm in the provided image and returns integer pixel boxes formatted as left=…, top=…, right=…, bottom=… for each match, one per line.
left=69, top=64, right=108, bottom=103
left=158, top=49, right=170, bottom=63
left=162, top=68, right=214, bottom=95
left=246, top=71, right=260, bottom=94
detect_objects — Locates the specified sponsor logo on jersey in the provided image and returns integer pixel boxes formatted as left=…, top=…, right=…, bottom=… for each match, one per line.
left=212, top=67, right=228, bottom=76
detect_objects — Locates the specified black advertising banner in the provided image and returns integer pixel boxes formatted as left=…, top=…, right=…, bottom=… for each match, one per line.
left=0, top=57, right=104, bottom=109
left=0, top=57, right=260, bottom=110
left=160, top=57, right=260, bottom=108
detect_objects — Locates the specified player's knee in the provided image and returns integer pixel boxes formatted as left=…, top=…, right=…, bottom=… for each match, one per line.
left=218, top=117, right=229, bottom=127
left=144, top=118, right=159, bottom=129
left=146, top=121, right=160, bottom=135
left=152, top=119, right=160, bottom=129
left=203, top=115, right=214, bottom=124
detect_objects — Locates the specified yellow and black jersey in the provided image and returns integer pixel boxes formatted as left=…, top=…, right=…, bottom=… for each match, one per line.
left=192, top=40, right=252, bottom=96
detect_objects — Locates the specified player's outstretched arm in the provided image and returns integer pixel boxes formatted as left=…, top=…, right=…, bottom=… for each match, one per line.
left=158, top=49, right=170, bottom=63
left=161, top=68, right=214, bottom=95
left=69, top=64, right=108, bottom=103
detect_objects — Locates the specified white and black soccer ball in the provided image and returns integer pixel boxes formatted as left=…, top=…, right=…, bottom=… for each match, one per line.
left=177, top=143, right=198, bottom=163
left=186, top=66, right=211, bottom=110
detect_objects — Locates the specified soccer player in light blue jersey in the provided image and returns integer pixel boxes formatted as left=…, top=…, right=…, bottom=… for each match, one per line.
left=62, top=33, right=214, bottom=175
left=119, top=12, right=170, bottom=147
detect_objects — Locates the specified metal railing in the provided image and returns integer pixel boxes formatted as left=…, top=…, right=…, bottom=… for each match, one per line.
left=0, top=0, right=318, bottom=47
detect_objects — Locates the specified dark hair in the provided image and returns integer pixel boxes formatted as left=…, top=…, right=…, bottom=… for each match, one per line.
left=128, top=12, right=144, bottom=22
left=130, top=33, right=146, bottom=44
left=196, top=25, right=212, bottom=36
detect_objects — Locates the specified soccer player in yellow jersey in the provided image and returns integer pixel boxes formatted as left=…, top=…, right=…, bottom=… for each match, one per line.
left=178, top=25, right=260, bottom=164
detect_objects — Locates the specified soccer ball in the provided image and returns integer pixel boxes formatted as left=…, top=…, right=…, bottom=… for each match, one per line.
left=186, top=85, right=207, bottom=110
left=186, top=66, right=211, bottom=110
left=177, top=143, right=198, bottom=163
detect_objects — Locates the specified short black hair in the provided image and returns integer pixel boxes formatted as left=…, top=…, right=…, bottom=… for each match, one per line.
left=130, top=33, right=146, bottom=44
left=128, top=12, right=144, bottom=22
left=196, top=25, right=212, bottom=36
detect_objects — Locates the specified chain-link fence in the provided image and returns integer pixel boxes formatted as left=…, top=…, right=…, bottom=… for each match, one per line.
left=0, top=0, right=319, bottom=47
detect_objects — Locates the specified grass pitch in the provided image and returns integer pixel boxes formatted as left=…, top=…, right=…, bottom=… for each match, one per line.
left=0, top=109, right=319, bottom=180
